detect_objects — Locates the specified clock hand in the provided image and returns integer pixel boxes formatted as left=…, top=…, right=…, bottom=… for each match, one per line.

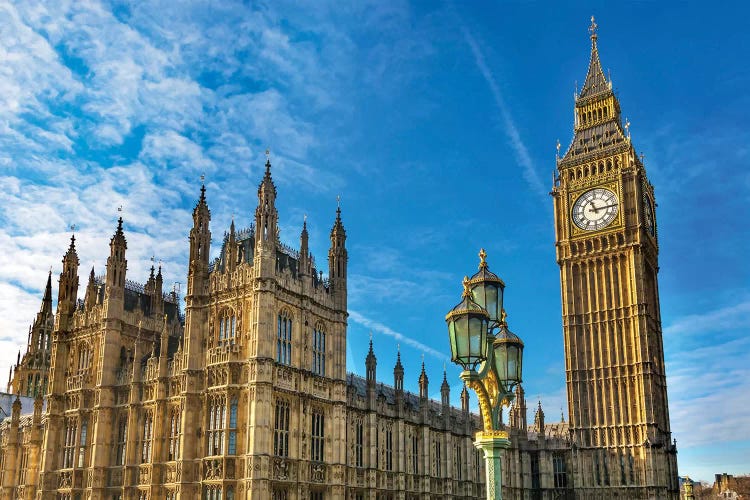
left=598, top=204, right=618, bottom=210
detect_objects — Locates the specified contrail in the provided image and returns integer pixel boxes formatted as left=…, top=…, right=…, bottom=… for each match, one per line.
left=461, top=26, right=546, bottom=198
left=349, top=310, right=450, bottom=362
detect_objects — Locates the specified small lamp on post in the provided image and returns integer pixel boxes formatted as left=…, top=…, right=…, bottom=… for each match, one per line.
left=445, top=249, right=524, bottom=500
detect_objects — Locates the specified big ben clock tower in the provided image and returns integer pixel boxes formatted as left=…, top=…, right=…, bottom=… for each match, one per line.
left=551, top=18, right=679, bottom=499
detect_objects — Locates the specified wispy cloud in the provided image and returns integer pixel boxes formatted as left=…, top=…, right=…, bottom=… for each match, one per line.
left=664, top=299, right=750, bottom=336
left=349, top=309, right=449, bottom=362
left=664, top=301, right=750, bottom=462
left=458, top=25, right=545, bottom=198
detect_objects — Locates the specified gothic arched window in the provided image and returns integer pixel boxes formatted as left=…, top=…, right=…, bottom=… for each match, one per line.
left=168, top=407, right=181, bottom=461
left=141, top=410, right=154, bottom=463
left=218, top=310, right=237, bottom=346
left=276, top=311, right=292, bottom=365
left=207, top=395, right=226, bottom=456
left=274, top=399, right=290, bottom=457
left=228, top=397, right=238, bottom=455
left=312, top=323, right=326, bottom=376
left=311, top=409, right=325, bottom=462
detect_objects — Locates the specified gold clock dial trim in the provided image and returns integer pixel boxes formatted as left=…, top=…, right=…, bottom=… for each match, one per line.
left=572, top=188, right=619, bottom=231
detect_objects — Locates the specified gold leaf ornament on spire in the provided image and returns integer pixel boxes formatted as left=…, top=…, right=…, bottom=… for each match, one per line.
left=589, top=15, right=598, bottom=39
left=478, top=248, right=488, bottom=269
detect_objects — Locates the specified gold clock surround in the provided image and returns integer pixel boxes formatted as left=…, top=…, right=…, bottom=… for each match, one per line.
left=568, top=182, right=623, bottom=238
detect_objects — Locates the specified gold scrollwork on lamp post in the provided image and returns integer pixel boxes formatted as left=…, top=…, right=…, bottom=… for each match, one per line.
left=446, top=250, right=524, bottom=500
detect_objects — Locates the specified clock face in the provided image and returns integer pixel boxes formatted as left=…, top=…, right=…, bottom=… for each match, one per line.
left=572, top=188, right=619, bottom=231
left=643, top=194, right=655, bottom=236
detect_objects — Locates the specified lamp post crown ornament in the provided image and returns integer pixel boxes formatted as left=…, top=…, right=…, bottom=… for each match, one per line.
left=478, top=248, right=488, bottom=269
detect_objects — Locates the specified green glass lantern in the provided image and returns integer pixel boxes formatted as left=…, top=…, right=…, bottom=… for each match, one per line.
left=446, top=277, right=490, bottom=371
left=492, top=310, right=524, bottom=393
left=469, top=249, right=505, bottom=327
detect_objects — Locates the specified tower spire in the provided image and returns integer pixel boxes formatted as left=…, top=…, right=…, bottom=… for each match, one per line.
left=255, top=151, right=279, bottom=250
left=579, top=16, right=609, bottom=98
left=328, top=197, right=347, bottom=310
left=393, top=344, right=404, bottom=392
left=41, top=270, right=52, bottom=313
left=419, top=358, right=429, bottom=400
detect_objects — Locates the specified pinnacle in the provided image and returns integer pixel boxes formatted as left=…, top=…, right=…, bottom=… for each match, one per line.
left=578, top=16, right=609, bottom=99
left=43, top=271, right=52, bottom=304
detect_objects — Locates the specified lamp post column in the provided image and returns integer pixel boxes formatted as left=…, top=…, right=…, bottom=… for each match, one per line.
left=474, top=431, right=510, bottom=500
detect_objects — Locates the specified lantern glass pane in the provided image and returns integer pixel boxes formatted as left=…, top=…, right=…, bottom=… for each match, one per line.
left=455, top=317, right=469, bottom=362
left=485, top=285, right=498, bottom=323
left=507, top=346, right=518, bottom=383
left=495, top=344, right=508, bottom=380
left=468, top=317, right=483, bottom=359
left=448, top=321, right=458, bottom=361
left=470, top=286, right=482, bottom=310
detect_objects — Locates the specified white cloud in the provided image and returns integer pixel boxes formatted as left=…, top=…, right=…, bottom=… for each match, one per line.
left=664, top=300, right=750, bottom=336
left=664, top=302, right=750, bottom=452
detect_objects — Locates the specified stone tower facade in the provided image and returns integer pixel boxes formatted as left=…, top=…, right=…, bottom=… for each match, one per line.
left=7, top=273, right=54, bottom=398
left=550, top=18, right=679, bottom=499
left=0, top=159, right=490, bottom=500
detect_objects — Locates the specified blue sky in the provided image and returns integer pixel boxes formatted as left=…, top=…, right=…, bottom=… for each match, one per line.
left=0, top=0, right=748, bottom=483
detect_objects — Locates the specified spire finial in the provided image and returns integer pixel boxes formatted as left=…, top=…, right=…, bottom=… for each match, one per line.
left=589, top=15, right=598, bottom=41
left=461, top=276, right=472, bottom=298
left=500, top=308, right=508, bottom=326
left=478, top=248, right=488, bottom=269
left=556, top=139, right=561, bottom=160
left=336, top=195, right=341, bottom=209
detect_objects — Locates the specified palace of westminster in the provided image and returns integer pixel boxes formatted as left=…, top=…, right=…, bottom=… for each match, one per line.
left=0, top=20, right=680, bottom=500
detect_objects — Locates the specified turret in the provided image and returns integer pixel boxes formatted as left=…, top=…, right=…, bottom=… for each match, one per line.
left=27, top=272, right=54, bottom=351
left=153, top=265, right=164, bottom=314
left=299, top=216, right=311, bottom=276
left=461, top=385, right=470, bottom=414
left=328, top=200, right=347, bottom=311
left=255, top=156, right=278, bottom=247
left=57, top=235, right=79, bottom=330
left=105, top=218, right=127, bottom=304
left=393, top=347, right=404, bottom=393
left=225, top=218, right=239, bottom=273
left=418, top=360, right=429, bottom=400
left=41, top=271, right=53, bottom=315
left=185, top=184, right=211, bottom=371
left=84, top=266, right=98, bottom=309
left=188, top=183, right=211, bottom=292
left=510, top=384, right=527, bottom=430
left=534, top=400, right=545, bottom=434
left=441, top=367, right=450, bottom=408
left=365, top=335, right=377, bottom=387
left=159, top=315, right=169, bottom=377
left=144, top=264, right=164, bottom=316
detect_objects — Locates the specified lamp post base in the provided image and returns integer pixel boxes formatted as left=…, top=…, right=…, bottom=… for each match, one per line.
left=474, top=431, right=511, bottom=500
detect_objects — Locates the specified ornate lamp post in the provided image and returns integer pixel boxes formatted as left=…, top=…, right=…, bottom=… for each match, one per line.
left=445, top=249, right=524, bottom=500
